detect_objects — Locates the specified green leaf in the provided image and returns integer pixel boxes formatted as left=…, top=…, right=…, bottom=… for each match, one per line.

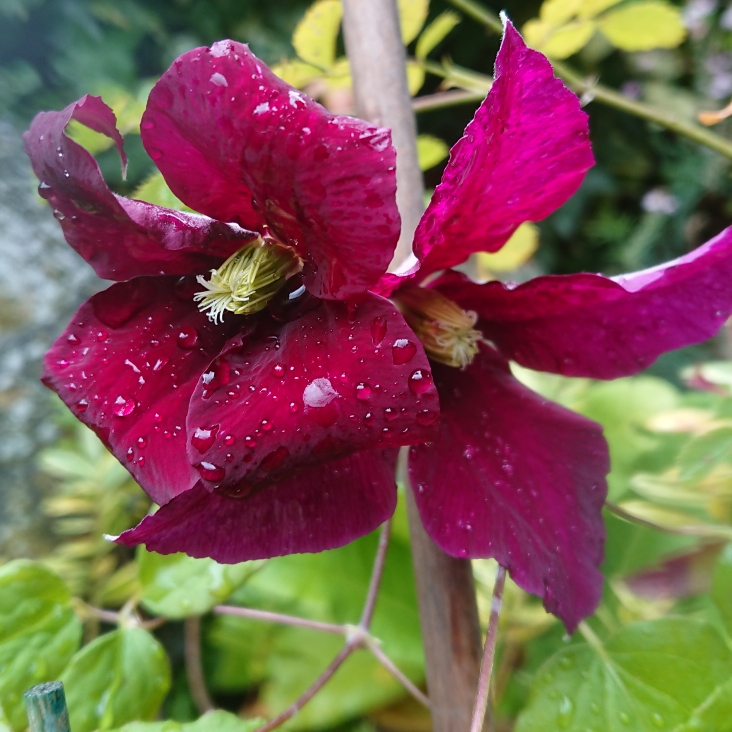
left=270, top=59, right=322, bottom=88
left=133, top=172, right=192, bottom=212
left=292, top=0, right=342, bottom=70
left=677, top=426, right=732, bottom=482
left=62, top=627, right=171, bottom=732
left=0, top=561, right=82, bottom=731
left=516, top=618, right=732, bottom=732
left=539, top=20, right=596, bottom=59
left=578, top=0, right=623, bottom=19
left=110, top=711, right=265, bottom=732
left=138, top=548, right=262, bottom=619
left=406, top=59, right=425, bottom=95
left=415, top=11, right=460, bottom=60
left=540, top=0, right=583, bottom=24
left=416, top=134, right=449, bottom=171
left=397, top=0, right=429, bottom=45
left=711, top=544, right=732, bottom=635
left=598, top=1, right=686, bottom=51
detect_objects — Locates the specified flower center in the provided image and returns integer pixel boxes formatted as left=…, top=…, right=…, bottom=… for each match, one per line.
left=194, top=238, right=302, bottom=323
left=396, top=285, right=482, bottom=369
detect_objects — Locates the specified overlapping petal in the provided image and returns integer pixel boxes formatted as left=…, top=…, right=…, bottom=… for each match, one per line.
left=115, top=450, right=398, bottom=561
left=141, top=41, right=400, bottom=299
left=186, top=293, right=439, bottom=493
left=408, top=345, right=608, bottom=631
left=435, top=225, right=732, bottom=379
left=23, top=96, right=255, bottom=282
left=42, top=277, right=243, bottom=505
left=413, top=21, right=593, bottom=277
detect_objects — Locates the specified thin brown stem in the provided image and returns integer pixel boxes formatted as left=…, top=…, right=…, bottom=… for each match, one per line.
left=213, top=605, right=345, bottom=635
left=413, top=89, right=485, bottom=112
left=364, top=636, right=430, bottom=708
left=470, top=565, right=506, bottom=732
left=252, top=644, right=355, bottom=732
left=359, top=519, right=392, bottom=629
left=184, top=616, right=215, bottom=714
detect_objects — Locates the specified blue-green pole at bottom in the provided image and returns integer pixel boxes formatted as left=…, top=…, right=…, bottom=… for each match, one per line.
left=24, top=682, right=71, bottom=732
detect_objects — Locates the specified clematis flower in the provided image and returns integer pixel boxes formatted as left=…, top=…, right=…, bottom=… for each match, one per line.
left=378, top=22, right=732, bottom=630
left=26, top=41, right=440, bottom=561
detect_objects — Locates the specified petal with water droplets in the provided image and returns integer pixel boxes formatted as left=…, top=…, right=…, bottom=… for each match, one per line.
left=186, top=293, right=438, bottom=493
left=42, top=277, right=243, bottom=505
left=409, top=344, right=608, bottom=631
left=141, top=41, right=399, bottom=299
left=115, top=449, right=398, bottom=560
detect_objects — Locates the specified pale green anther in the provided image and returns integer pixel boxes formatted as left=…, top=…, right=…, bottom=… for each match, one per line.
left=194, top=238, right=302, bottom=323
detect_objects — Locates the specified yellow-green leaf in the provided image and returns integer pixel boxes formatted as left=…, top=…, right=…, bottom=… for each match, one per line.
left=539, top=0, right=583, bottom=24
left=522, top=19, right=555, bottom=50
left=406, top=60, right=425, bottom=95
left=270, top=59, right=321, bottom=88
left=324, top=57, right=352, bottom=90
left=476, top=223, right=539, bottom=275
left=416, top=11, right=460, bottom=60
left=133, top=172, right=192, bottom=212
left=577, top=0, right=623, bottom=19
left=416, top=134, right=449, bottom=171
left=598, top=1, right=686, bottom=51
left=292, top=0, right=342, bottom=70
left=398, top=0, right=429, bottom=45
left=540, top=19, right=596, bottom=58
left=66, top=120, right=115, bottom=156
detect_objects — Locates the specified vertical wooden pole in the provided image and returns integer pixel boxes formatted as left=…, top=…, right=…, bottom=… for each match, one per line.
left=341, top=4, right=486, bottom=729
left=24, top=682, right=71, bottom=732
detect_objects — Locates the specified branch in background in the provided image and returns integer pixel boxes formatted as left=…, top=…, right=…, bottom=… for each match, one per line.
left=443, top=0, right=732, bottom=161
left=412, top=89, right=485, bottom=112
left=184, top=617, right=215, bottom=714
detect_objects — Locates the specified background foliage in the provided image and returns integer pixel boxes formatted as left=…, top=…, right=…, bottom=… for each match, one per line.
left=5, top=0, right=732, bottom=730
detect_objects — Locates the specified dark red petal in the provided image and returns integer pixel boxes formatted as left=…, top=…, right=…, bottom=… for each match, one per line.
left=42, top=276, right=244, bottom=505
left=186, top=293, right=439, bottom=493
left=115, top=450, right=398, bottom=561
left=409, top=345, right=608, bottom=631
left=23, top=95, right=255, bottom=281
left=436, top=225, right=732, bottom=379
left=141, top=41, right=400, bottom=299
left=413, top=21, right=593, bottom=276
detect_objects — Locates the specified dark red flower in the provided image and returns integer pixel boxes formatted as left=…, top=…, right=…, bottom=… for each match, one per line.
left=26, top=42, right=439, bottom=561
left=382, top=22, right=732, bottom=631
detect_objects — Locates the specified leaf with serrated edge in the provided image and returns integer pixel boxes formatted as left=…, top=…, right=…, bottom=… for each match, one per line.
left=516, top=618, right=732, bottom=731
left=598, top=0, right=686, bottom=51
left=0, top=561, right=82, bottom=731
left=62, top=627, right=171, bottom=732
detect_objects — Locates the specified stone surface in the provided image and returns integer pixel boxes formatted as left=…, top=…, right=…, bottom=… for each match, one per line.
left=0, top=119, right=101, bottom=558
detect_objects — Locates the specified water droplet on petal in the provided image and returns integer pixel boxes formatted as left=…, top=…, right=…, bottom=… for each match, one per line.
left=408, top=368, right=432, bottom=394
left=244, top=435, right=257, bottom=449
left=289, top=401, right=299, bottom=413
left=272, top=363, right=285, bottom=378
left=392, top=339, right=417, bottom=365
left=416, top=409, right=438, bottom=426
left=137, top=436, right=147, bottom=448
left=177, top=327, right=199, bottom=349
left=355, top=382, right=372, bottom=400
left=363, top=412, right=374, bottom=425
left=96, top=331, right=108, bottom=342
left=67, top=334, right=80, bottom=345
left=261, top=419, right=273, bottom=431
left=149, top=148, right=163, bottom=160
left=197, top=462, right=225, bottom=481
left=113, top=396, right=136, bottom=417
left=192, top=424, right=220, bottom=453
left=384, top=407, right=399, bottom=421
left=224, top=434, right=235, bottom=446
left=76, top=399, right=88, bottom=413
left=371, top=316, right=387, bottom=345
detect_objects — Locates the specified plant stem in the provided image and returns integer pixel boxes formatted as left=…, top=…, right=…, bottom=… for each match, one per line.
left=413, top=89, right=486, bottom=112
left=470, top=565, right=506, bottom=732
left=213, top=605, right=345, bottom=635
left=445, top=0, right=732, bottom=160
left=184, top=617, right=215, bottom=714
left=359, top=519, right=391, bottom=628
left=363, top=636, right=430, bottom=708
left=604, top=501, right=732, bottom=539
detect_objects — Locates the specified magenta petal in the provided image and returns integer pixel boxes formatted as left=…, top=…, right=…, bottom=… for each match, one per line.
left=115, top=450, right=398, bottom=561
left=141, top=41, right=400, bottom=299
left=23, top=96, right=256, bottom=281
left=186, top=293, right=439, bottom=493
left=436, top=225, right=732, bottom=379
left=413, top=22, right=593, bottom=276
left=409, top=345, right=608, bottom=630
left=42, top=276, right=243, bottom=505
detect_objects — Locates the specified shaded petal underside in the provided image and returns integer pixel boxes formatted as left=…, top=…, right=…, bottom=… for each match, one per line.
left=413, top=22, right=593, bottom=277
left=409, top=345, right=608, bottom=631
left=42, top=277, right=242, bottom=505
left=116, top=450, right=398, bottom=562
left=186, top=293, right=439, bottom=493
left=142, top=41, right=400, bottom=299
left=436, top=225, right=732, bottom=379
left=23, top=95, right=254, bottom=281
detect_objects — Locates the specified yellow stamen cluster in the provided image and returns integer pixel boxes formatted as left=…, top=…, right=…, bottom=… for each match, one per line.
left=194, top=238, right=302, bottom=323
left=396, top=286, right=482, bottom=369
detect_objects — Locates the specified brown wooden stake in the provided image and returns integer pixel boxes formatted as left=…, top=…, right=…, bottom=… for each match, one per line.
left=341, top=3, right=485, bottom=729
